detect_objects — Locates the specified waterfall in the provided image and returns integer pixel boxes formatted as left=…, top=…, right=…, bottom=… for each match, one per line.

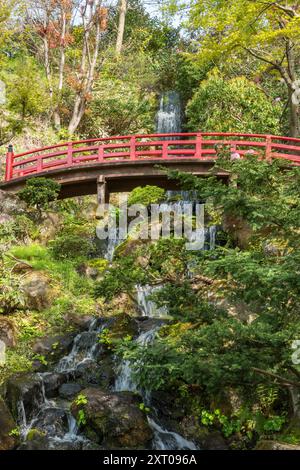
left=113, top=286, right=199, bottom=450
left=136, top=285, right=168, bottom=318
left=156, top=91, right=181, bottom=135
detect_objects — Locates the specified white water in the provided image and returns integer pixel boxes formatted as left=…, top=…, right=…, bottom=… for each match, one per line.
left=156, top=91, right=181, bottom=135
left=56, top=318, right=103, bottom=373
left=148, top=417, right=197, bottom=451
left=136, top=285, right=168, bottom=318
left=114, top=285, right=198, bottom=450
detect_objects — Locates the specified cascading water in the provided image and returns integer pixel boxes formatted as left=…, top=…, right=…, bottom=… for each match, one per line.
left=156, top=91, right=181, bottom=134
left=13, top=318, right=108, bottom=450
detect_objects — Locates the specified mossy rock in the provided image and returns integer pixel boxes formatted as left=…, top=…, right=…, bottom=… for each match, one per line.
left=20, top=428, right=49, bottom=450
left=99, top=314, right=138, bottom=350
left=0, top=397, right=19, bottom=450
left=71, top=388, right=153, bottom=448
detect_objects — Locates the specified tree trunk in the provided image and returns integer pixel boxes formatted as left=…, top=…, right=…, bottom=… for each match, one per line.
left=116, top=0, right=127, bottom=55
left=288, top=386, right=300, bottom=419
left=68, top=95, right=86, bottom=135
left=53, top=10, right=67, bottom=130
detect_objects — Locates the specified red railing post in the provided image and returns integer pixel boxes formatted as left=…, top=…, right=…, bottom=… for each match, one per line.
left=265, top=135, right=272, bottom=161
left=162, top=141, right=168, bottom=159
left=98, top=145, right=104, bottom=161
left=37, top=156, right=43, bottom=173
left=130, top=137, right=136, bottom=160
left=5, top=144, right=14, bottom=181
left=67, top=142, right=73, bottom=165
left=195, top=133, right=202, bottom=158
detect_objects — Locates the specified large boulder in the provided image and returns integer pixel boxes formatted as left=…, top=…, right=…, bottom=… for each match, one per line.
left=21, top=272, right=54, bottom=311
left=100, top=314, right=139, bottom=351
left=71, top=388, right=153, bottom=448
left=32, top=332, right=75, bottom=364
left=0, top=317, right=16, bottom=347
left=41, top=373, right=67, bottom=398
left=38, top=212, right=61, bottom=243
left=59, top=383, right=83, bottom=400
left=0, top=397, right=18, bottom=450
left=19, top=429, right=49, bottom=450
left=5, top=373, right=45, bottom=422
left=0, top=189, right=26, bottom=217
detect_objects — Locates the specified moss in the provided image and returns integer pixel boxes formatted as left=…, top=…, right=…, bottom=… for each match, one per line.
left=26, top=428, right=46, bottom=441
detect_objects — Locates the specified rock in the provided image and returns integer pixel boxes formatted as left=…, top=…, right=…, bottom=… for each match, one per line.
left=59, top=383, right=82, bottom=400
left=0, top=190, right=26, bottom=216
left=0, top=317, right=16, bottom=347
left=32, top=333, right=75, bottom=363
left=202, top=431, right=229, bottom=450
left=101, top=314, right=139, bottom=350
left=21, top=272, right=54, bottom=311
left=71, top=388, right=153, bottom=448
left=223, top=213, right=253, bottom=250
left=74, top=360, right=108, bottom=386
left=0, top=397, right=18, bottom=450
left=255, top=440, right=300, bottom=450
left=19, top=429, right=49, bottom=450
left=38, top=212, right=61, bottom=243
left=63, top=312, right=94, bottom=331
left=76, top=263, right=99, bottom=279
left=42, top=373, right=66, bottom=398
left=5, top=373, right=45, bottom=421
left=31, top=407, right=68, bottom=438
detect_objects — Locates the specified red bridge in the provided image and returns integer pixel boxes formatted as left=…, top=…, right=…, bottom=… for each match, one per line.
left=1, top=132, right=300, bottom=202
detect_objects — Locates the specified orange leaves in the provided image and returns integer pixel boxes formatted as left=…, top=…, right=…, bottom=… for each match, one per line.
left=36, top=21, right=74, bottom=49
left=98, top=7, right=108, bottom=32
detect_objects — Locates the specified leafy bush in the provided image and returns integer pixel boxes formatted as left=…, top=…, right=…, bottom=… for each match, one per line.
left=128, top=185, right=166, bottom=207
left=18, top=177, right=61, bottom=210
left=0, top=265, right=25, bottom=314
left=186, top=72, right=281, bottom=134
left=49, top=233, right=94, bottom=261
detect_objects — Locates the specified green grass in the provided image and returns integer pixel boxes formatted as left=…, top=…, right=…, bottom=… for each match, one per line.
left=0, top=243, right=100, bottom=386
left=9, top=244, right=93, bottom=295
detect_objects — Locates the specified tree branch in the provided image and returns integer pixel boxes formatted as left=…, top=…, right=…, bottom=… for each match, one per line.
left=252, top=367, right=300, bottom=388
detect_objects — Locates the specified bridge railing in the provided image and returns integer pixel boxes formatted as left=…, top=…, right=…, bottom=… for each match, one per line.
left=4, top=132, right=300, bottom=181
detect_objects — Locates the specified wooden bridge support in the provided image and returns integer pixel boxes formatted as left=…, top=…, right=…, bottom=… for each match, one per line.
left=97, top=175, right=109, bottom=205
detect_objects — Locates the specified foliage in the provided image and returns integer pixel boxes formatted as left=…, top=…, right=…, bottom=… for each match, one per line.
left=109, top=155, right=300, bottom=433
left=4, top=56, right=50, bottom=119
left=128, top=185, right=166, bottom=207
left=74, top=394, right=88, bottom=427
left=49, top=233, right=94, bottom=261
left=86, top=76, right=157, bottom=137
left=75, top=394, right=88, bottom=407
left=0, top=215, right=38, bottom=245
left=18, top=178, right=61, bottom=211
left=170, top=0, right=300, bottom=136
left=186, top=72, right=281, bottom=134
left=0, top=263, right=25, bottom=314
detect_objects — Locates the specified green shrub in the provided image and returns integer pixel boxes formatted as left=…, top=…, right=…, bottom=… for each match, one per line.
left=49, top=233, right=94, bottom=260
left=128, top=185, right=165, bottom=207
left=18, top=177, right=61, bottom=210
left=186, top=72, right=281, bottom=134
